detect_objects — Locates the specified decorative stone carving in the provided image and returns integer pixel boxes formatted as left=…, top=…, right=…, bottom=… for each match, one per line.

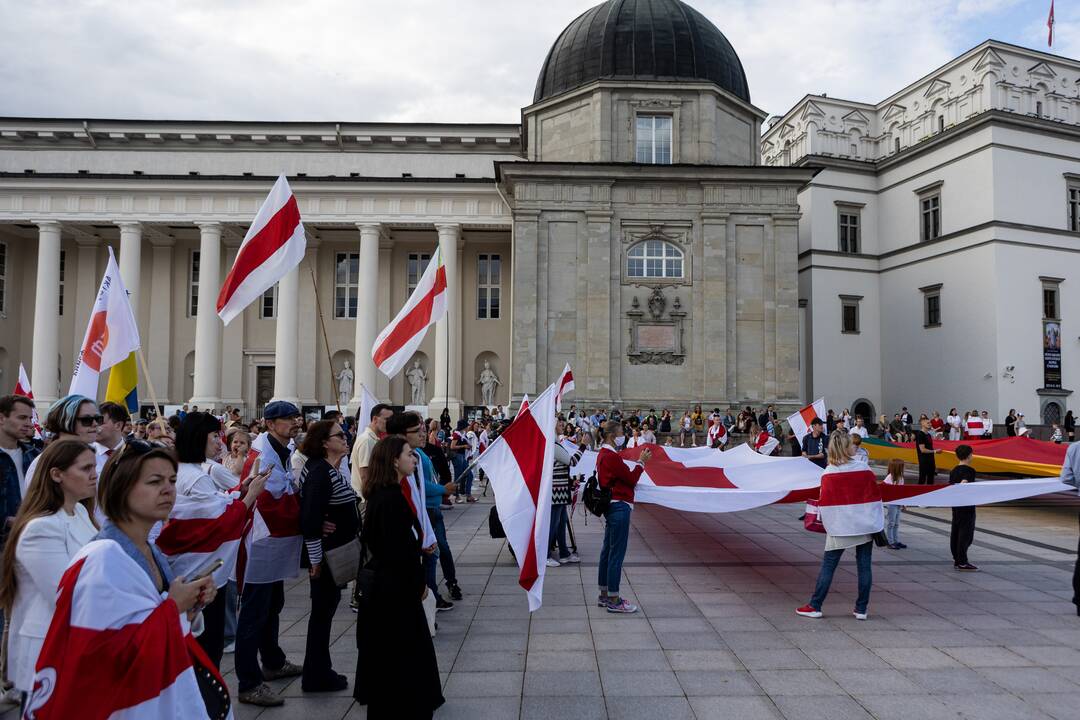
left=626, top=289, right=687, bottom=365
left=336, top=361, right=353, bottom=406
left=406, top=360, right=427, bottom=406
left=647, top=287, right=666, bottom=320
left=477, top=360, right=501, bottom=406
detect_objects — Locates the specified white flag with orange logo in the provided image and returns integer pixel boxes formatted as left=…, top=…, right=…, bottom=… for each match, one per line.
left=69, top=247, right=141, bottom=399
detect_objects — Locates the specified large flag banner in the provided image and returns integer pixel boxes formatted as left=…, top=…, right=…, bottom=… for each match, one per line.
left=69, top=247, right=141, bottom=400
left=217, top=174, right=306, bottom=325
left=787, top=398, right=827, bottom=444
left=476, top=382, right=558, bottom=611
left=357, top=382, right=379, bottom=431
left=863, top=435, right=1067, bottom=477
left=372, top=245, right=447, bottom=378
left=584, top=444, right=1070, bottom=514
left=14, top=363, right=41, bottom=435
left=105, top=352, right=139, bottom=414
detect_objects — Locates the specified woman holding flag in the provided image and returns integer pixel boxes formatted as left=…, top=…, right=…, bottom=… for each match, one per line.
left=796, top=431, right=882, bottom=621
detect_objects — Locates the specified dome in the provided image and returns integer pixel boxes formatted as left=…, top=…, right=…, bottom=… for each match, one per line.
left=533, top=0, right=750, bottom=105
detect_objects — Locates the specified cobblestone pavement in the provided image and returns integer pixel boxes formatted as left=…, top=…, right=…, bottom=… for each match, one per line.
left=5, top=493, right=1079, bottom=719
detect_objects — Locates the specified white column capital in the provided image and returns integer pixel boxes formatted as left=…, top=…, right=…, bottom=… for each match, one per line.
left=113, top=220, right=143, bottom=231
left=355, top=222, right=387, bottom=241
left=434, top=222, right=462, bottom=238
left=31, top=219, right=62, bottom=231
left=194, top=221, right=223, bottom=233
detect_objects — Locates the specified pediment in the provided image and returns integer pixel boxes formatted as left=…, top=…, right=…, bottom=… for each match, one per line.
left=882, top=103, right=906, bottom=121
left=842, top=109, right=871, bottom=125
left=778, top=123, right=795, bottom=138
left=799, top=101, right=826, bottom=120
left=1028, top=61, right=1058, bottom=79
left=973, top=47, right=1006, bottom=71
left=923, top=78, right=951, bottom=98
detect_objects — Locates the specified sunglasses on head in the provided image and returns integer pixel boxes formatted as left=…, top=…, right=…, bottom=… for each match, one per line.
left=75, top=414, right=104, bottom=428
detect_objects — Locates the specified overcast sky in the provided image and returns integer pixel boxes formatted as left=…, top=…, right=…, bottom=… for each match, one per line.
left=1, top=0, right=1074, bottom=123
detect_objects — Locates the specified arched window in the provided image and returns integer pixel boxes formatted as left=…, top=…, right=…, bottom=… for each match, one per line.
left=627, top=240, right=684, bottom=278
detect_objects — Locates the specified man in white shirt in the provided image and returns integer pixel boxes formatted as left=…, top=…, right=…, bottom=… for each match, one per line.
left=92, top=402, right=129, bottom=475
left=849, top=416, right=869, bottom=440
left=349, top=403, right=393, bottom=497
left=980, top=411, right=993, bottom=439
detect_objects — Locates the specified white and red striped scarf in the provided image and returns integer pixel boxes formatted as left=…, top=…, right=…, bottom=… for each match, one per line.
left=708, top=422, right=727, bottom=446
left=234, top=433, right=302, bottom=591
left=156, top=464, right=248, bottom=589
left=817, top=459, right=884, bottom=536
left=24, top=539, right=229, bottom=719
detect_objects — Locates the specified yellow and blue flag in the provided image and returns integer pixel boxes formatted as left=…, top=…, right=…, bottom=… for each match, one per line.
left=105, top=351, right=139, bottom=414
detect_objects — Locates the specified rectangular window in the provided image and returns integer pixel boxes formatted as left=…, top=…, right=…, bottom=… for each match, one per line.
left=334, top=252, right=360, bottom=319
left=838, top=212, right=860, bottom=254
left=1068, top=186, right=1080, bottom=232
left=407, top=252, right=431, bottom=297
left=260, top=284, right=277, bottom=319
left=920, top=193, right=941, bottom=241
left=840, top=295, right=861, bottom=334
left=938, top=115, right=945, bottom=132
left=188, top=250, right=200, bottom=317
left=1044, top=287, right=1058, bottom=320
left=477, top=253, right=501, bottom=319
left=921, top=284, right=942, bottom=328
left=0, top=241, right=6, bottom=316
left=1036, top=100, right=1044, bottom=117
left=58, top=249, right=66, bottom=316
left=635, top=115, right=673, bottom=164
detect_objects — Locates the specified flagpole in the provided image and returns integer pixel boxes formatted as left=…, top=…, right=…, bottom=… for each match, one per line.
left=308, top=261, right=343, bottom=418
left=135, top=346, right=162, bottom=419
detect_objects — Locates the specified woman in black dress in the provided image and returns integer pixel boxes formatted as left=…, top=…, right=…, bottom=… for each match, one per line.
left=355, top=436, right=444, bottom=718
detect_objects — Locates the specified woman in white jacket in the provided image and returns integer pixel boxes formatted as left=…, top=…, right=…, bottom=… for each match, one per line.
left=0, top=440, right=99, bottom=698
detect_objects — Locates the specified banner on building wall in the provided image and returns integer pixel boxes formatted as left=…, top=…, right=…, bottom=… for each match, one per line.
left=1044, top=320, right=1061, bottom=389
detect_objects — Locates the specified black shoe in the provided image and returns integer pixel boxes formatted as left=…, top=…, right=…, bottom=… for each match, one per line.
left=895, top=542, right=907, bottom=549
left=955, top=563, right=979, bottom=571
left=302, top=673, right=348, bottom=693
left=436, top=597, right=454, bottom=611
left=447, top=581, right=463, bottom=601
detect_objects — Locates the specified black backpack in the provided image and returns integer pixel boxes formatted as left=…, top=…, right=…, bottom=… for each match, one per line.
left=582, top=471, right=611, bottom=517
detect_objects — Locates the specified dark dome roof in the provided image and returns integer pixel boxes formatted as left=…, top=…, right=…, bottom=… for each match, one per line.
left=533, top=0, right=750, bottom=104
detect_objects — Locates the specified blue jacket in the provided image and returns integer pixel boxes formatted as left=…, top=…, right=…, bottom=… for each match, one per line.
left=0, top=441, right=40, bottom=530
left=416, top=447, right=445, bottom=509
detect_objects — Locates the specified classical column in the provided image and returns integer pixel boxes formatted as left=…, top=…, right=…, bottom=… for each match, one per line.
left=31, top=221, right=62, bottom=407
left=71, top=234, right=101, bottom=365
left=220, top=232, right=245, bottom=409
left=432, top=223, right=462, bottom=417
left=115, top=221, right=142, bottom=311
left=146, top=232, right=174, bottom=401
left=272, top=264, right=300, bottom=404
left=190, top=222, right=222, bottom=407
left=350, top=223, right=382, bottom=409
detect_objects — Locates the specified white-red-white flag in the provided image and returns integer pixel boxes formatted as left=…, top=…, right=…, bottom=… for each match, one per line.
left=1048, top=0, right=1055, bottom=46
left=372, top=245, right=447, bottom=378
left=554, top=363, right=574, bottom=412
left=217, top=175, right=306, bottom=325
left=787, top=398, right=827, bottom=444
left=14, top=363, right=41, bottom=435
left=476, top=383, right=557, bottom=611
left=69, top=247, right=141, bottom=399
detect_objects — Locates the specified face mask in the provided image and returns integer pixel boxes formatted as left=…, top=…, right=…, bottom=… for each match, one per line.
left=615, top=436, right=626, bottom=448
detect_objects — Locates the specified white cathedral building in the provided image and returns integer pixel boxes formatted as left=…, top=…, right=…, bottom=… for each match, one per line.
left=0, top=0, right=1077, bottom=426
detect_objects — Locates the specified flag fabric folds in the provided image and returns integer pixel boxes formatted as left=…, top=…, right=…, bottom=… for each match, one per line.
left=234, top=433, right=301, bottom=590
left=817, top=460, right=884, bottom=536
left=105, top=352, right=139, bottom=414
left=787, top=398, right=826, bottom=444
left=358, top=383, right=379, bottom=433
left=217, top=174, right=306, bottom=325
left=372, top=245, right=447, bottom=378
left=862, top=435, right=1067, bottom=477
left=476, top=383, right=559, bottom=611
left=155, top=477, right=248, bottom=590
left=69, top=247, right=141, bottom=400
left=14, top=363, right=41, bottom=435
left=24, top=540, right=228, bottom=720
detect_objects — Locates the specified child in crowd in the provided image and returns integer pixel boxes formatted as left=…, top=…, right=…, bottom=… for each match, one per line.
left=882, top=458, right=906, bottom=549
left=948, top=445, right=978, bottom=571
left=1051, top=423, right=1064, bottom=444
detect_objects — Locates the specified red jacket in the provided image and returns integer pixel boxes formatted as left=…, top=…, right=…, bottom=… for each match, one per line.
left=597, top=447, right=644, bottom=504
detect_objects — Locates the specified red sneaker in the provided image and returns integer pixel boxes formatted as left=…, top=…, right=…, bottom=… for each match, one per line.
left=795, top=604, right=822, bottom=618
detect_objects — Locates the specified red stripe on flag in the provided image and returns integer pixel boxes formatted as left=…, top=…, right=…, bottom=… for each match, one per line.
left=156, top=501, right=248, bottom=555
left=372, top=264, right=447, bottom=367
left=620, top=444, right=737, bottom=489
left=216, top=196, right=301, bottom=313
left=818, top=469, right=881, bottom=506
left=498, top=402, right=547, bottom=591
left=255, top=491, right=300, bottom=537
left=799, top=405, right=818, bottom=427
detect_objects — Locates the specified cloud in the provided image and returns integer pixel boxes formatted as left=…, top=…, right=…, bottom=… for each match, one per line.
left=0, top=0, right=1065, bottom=123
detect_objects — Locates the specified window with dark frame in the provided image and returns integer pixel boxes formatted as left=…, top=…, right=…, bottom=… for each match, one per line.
left=477, top=253, right=501, bottom=319
left=188, top=250, right=200, bottom=317
left=407, top=252, right=431, bottom=297
left=260, top=284, right=277, bottom=319
left=838, top=212, right=860, bottom=254
left=1036, top=100, right=1044, bottom=117
left=921, top=284, right=942, bottom=327
left=894, top=136, right=901, bottom=154
left=627, top=239, right=684, bottom=278
left=635, top=115, right=673, bottom=164
left=938, top=115, right=945, bottom=132
left=1044, top=287, right=1058, bottom=320
left=334, top=252, right=360, bottom=319
left=1068, top=186, right=1080, bottom=232
left=840, top=295, right=861, bottom=334
left=920, top=193, right=941, bottom=241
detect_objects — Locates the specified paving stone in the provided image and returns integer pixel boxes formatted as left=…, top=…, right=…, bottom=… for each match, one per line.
left=902, top=667, right=1006, bottom=694
left=975, top=666, right=1080, bottom=693
left=772, top=694, right=873, bottom=720
left=595, top=649, right=671, bottom=671
left=675, top=670, right=764, bottom=696
left=453, top=650, right=526, bottom=672
left=852, top=693, right=956, bottom=720
left=940, top=645, right=1036, bottom=667
left=606, top=695, right=695, bottom=720
left=688, top=695, right=783, bottom=719
left=600, top=669, right=684, bottom=696
left=935, top=693, right=1055, bottom=720
left=733, top=649, right=817, bottom=670
left=873, top=646, right=962, bottom=669
left=749, top=669, right=846, bottom=696
left=526, top=650, right=598, bottom=671
left=665, top=649, right=743, bottom=671
left=824, top=668, right=922, bottom=695
left=431, top=697, right=521, bottom=720
left=522, top=670, right=602, bottom=696
left=1008, top=645, right=1080, bottom=666
left=443, top=671, right=523, bottom=697
left=520, top=697, right=606, bottom=720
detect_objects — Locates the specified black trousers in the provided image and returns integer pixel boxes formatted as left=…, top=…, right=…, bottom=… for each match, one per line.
left=235, top=580, right=287, bottom=692
left=303, top=570, right=342, bottom=686
left=197, top=587, right=228, bottom=670
left=918, top=461, right=936, bottom=485
left=950, top=507, right=976, bottom=565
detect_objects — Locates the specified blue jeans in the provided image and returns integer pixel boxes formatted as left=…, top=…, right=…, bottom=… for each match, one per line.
left=549, top=504, right=570, bottom=559
left=235, top=580, right=288, bottom=692
left=598, top=502, right=632, bottom=595
left=885, top=506, right=902, bottom=545
left=427, top=506, right=457, bottom=581
left=452, top=454, right=473, bottom=496
left=809, top=542, right=873, bottom=614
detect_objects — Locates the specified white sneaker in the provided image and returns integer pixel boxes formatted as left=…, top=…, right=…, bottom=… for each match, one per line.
left=545, top=558, right=561, bottom=567
left=566, top=553, right=581, bottom=563
left=853, top=611, right=868, bottom=621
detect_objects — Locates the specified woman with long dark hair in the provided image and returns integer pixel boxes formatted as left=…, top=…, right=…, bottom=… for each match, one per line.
left=354, top=436, right=443, bottom=718
left=0, top=440, right=98, bottom=699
